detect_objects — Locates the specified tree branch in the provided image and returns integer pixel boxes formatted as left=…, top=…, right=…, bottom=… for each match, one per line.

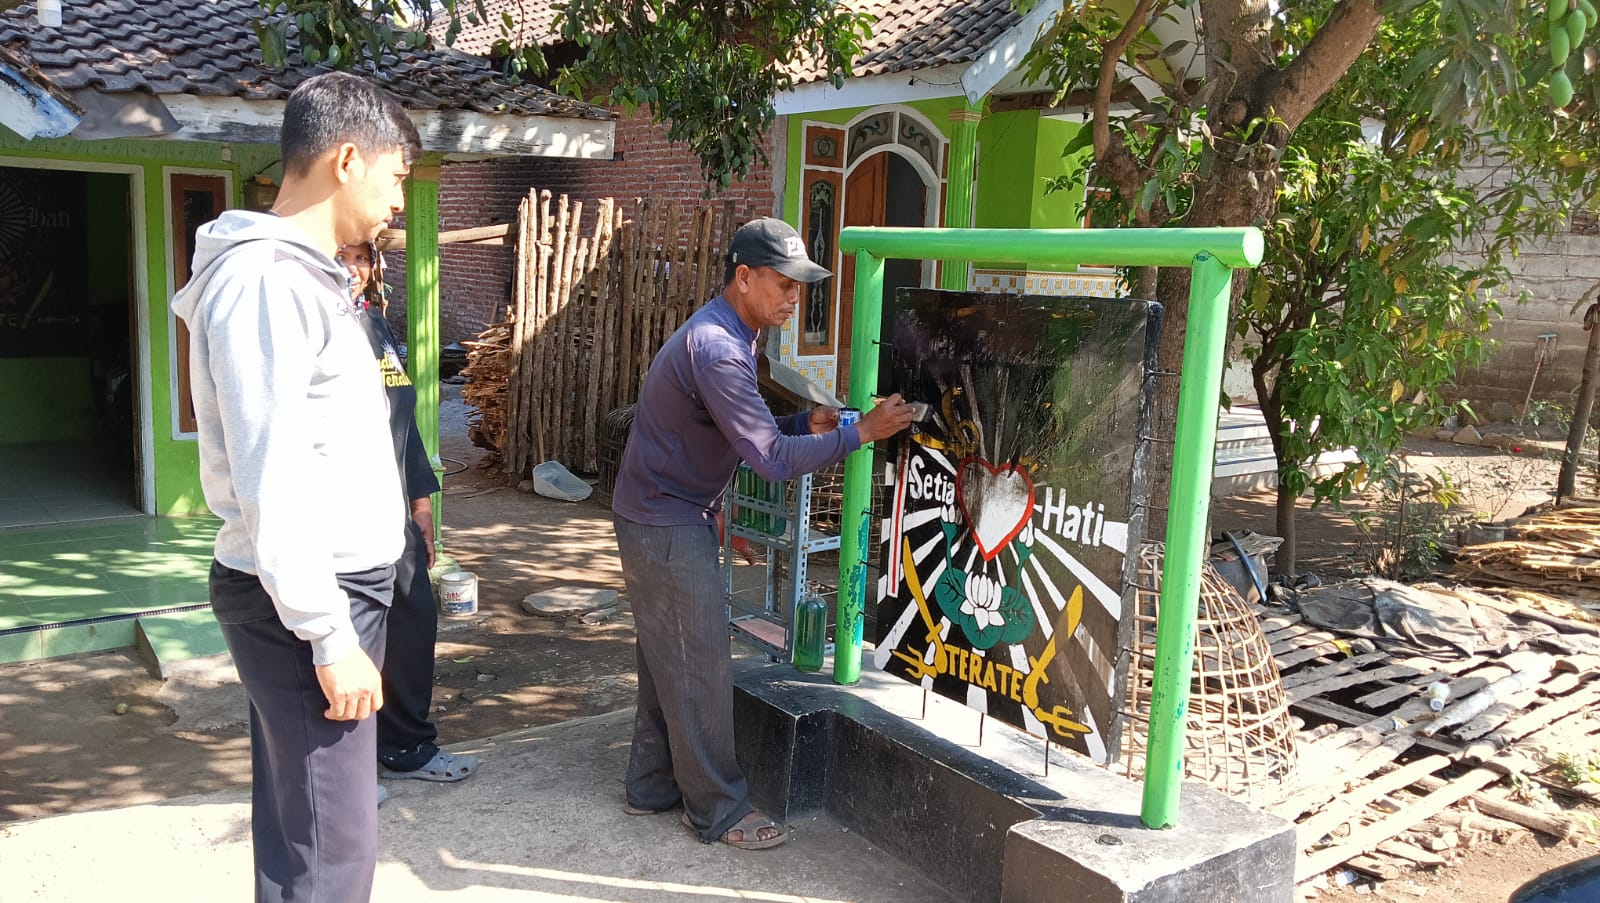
left=1265, top=0, right=1384, bottom=131
left=1090, top=0, right=1159, bottom=195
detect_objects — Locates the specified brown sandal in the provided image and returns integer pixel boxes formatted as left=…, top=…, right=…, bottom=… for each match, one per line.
left=681, top=810, right=790, bottom=850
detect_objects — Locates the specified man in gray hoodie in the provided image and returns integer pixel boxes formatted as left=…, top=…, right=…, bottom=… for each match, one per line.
left=170, top=72, right=420, bottom=903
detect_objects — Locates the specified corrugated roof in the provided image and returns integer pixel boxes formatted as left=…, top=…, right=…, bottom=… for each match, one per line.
left=0, top=0, right=611, bottom=120
left=439, top=0, right=1020, bottom=83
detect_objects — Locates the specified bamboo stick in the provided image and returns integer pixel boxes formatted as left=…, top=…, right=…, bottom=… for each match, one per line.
left=615, top=205, right=637, bottom=414
left=503, top=194, right=531, bottom=476
left=544, top=195, right=570, bottom=466
left=585, top=198, right=618, bottom=471
left=563, top=203, right=588, bottom=464
left=529, top=189, right=554, bottom=468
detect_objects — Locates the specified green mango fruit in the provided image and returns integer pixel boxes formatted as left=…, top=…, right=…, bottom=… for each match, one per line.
left=1552, top=26, right=1572, bottom=65
left=1550, top=69, right=1576, bottom=107
left=1566, top=11, right=1587, bottom=48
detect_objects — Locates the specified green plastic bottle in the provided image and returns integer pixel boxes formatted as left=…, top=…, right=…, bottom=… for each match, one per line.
left=793, top=591, right=827, bottom=673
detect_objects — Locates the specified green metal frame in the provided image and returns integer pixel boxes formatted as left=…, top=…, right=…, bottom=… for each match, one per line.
left=833, top=225, right=1263, bottom=830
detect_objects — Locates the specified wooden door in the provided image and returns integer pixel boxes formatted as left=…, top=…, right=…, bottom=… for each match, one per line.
left=169, top=174, right=228, bottom=433
left=838, top=153, right=888, bottom=397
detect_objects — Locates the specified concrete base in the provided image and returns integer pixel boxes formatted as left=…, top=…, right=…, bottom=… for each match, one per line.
left=134, top=609, right=230, bottom=680
left=733, top=662, right=1296, bottom=903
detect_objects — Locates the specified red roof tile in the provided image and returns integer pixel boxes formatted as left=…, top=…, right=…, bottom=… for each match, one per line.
left=2, top=0, right=611, bottom=120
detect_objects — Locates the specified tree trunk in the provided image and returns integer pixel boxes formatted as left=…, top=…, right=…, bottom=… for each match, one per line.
left=1274, top=481, right=1299, bottom=578
left=1254, top=365, right=1301, bottom=577
left=1122, top=0, right=1387, bottom=537
left=1558, top=303, right=1600, bottom=500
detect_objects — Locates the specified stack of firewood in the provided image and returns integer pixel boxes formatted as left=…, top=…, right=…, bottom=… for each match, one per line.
left=1454, top=500, right=1600, bottom=602
left=460, top=320, right=513, bottom=454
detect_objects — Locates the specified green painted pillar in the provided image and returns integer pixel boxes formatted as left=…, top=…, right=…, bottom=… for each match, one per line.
left=405, top=164, right=443, bottom=549
left=835, top=249, right=887, bottom=685
left=940, top=105, right=981, bottom=291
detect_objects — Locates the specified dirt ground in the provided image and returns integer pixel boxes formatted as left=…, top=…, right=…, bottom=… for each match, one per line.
left=1, top=389, right=1595, bottom=901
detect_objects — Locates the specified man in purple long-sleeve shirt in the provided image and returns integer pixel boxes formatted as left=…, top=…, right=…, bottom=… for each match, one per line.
left=612, top=218, right=914, bottom=850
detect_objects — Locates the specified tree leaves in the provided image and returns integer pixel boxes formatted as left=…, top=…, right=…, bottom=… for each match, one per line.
left=252, top=1, right=866, bottom=188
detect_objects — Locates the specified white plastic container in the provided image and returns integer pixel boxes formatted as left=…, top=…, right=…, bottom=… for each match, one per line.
left=531, top=460, right=593, bottom=502
left=439, top=570, right=479, bottom=618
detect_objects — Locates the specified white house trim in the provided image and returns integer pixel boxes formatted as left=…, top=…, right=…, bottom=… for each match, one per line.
left=960, top=0, right=1064, bottom=105
left=775, top=63, right=974, bottom=116
left=160, top=94, right=616, bottom=160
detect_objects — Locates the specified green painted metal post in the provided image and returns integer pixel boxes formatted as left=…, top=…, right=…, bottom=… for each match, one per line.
left=1139, top=253, right=1235, bottom=829
left=405, top=166, right=443, bottom=548
left=834, top=248, right=887, bottom=685
left=832, top=226, right=1261, bottom=827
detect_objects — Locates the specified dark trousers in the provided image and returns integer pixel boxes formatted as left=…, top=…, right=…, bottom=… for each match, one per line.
left=377, top=518, right=440, bottom=771
left=613, top=516, right=752, bottom=843
left=211, top=561, right=392, bottom=903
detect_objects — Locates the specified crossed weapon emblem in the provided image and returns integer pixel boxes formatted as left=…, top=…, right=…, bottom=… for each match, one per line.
left=891, top=538, right=1091, bottom=741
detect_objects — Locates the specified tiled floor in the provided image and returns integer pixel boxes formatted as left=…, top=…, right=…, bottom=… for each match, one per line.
left=0, top=441, right=144, bottom=529
left=0, top=513, right=219, bottom=664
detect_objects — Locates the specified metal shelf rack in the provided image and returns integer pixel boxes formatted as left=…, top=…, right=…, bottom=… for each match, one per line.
left=723, top=462, right=844, bottom=661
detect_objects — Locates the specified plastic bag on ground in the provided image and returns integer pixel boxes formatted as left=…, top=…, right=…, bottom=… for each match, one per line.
left=531, top=460, right=592, bottom=502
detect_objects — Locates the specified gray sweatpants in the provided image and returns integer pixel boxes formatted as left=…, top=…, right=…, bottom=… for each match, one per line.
left=613, top=516, right=753, bottom=842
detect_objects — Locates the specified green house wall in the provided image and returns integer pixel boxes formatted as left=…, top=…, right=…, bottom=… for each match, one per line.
left=782, top=98, right=1091, bottom=234
left=0, top=130, right=280, bottom=516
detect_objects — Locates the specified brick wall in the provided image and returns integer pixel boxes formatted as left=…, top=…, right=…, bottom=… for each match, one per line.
left=1440, top=161, right=1600, bottom=419
left=384, top=108, right=779, bottom=345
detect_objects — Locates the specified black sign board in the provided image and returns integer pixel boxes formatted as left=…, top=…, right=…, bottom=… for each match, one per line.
left=874, top=290, right=1162, bottom=762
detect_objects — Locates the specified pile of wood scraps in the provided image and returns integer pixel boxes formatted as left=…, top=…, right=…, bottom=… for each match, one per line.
left=1454, top=498, right=1600, bottom=604
left=1249, top=582, right=1600, bottom=893
left=460, top=321, right=511, bottom=455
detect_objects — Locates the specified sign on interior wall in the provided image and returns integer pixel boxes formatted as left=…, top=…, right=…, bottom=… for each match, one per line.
left=0, top=166, right=89, bottom=358
left=873, top=290, right=1162, bottom=762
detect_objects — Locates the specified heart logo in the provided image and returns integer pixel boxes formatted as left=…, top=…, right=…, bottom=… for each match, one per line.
left=956, top=457, right=1036, bottom=561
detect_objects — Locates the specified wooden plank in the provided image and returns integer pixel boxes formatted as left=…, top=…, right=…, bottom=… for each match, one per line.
left=1282, top=651, right=1392, bottom=689
left=1277, top=642, right=1353, bottom=670
left=1270, top=628, right=1344, bottom=658
left=377, top=222, right=511, bottom=250
left=1411, top=775, right=1581, bottom=839
left=1295, top=765, right=1503, bottom=881
left=1375, top=839, right=1447, bottom=868
left=1290, top=753, right=1453, bottom=836
left=1345, top=853, right=1404, bottom=880
left=1421, top=655, right=1554, bottom=738
left=1286, top=661, right=1427, bottom=701
left=1462, top=679, right=1600, bottom=761
left=1290, top=697, right=1463, bottom=758
left=1265, top=622, right=1319, bottom=645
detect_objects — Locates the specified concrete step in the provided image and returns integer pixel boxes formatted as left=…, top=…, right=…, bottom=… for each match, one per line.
left=1211, top=407, right=1358, bottom=497
left=135, top=609, right=232, bottom=681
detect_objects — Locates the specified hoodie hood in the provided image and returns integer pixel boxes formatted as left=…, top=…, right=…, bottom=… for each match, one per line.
left=171, top=210, right=346, bottom=322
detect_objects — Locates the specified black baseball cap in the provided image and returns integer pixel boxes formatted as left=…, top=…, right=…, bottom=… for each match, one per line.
left=728, top=218, right=832, bottom=283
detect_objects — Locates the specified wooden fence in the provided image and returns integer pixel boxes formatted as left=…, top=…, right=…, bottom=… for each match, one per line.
left=462, top=191, right=746, bottom=477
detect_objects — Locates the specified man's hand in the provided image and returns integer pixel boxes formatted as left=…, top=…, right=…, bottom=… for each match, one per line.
left=808, top=405, right=841, bottom=435
left=314, top=649, right=384, bottom=721
left=411, top=496, right=436, bottom=568
left=857, top=393, right=916, bottom=443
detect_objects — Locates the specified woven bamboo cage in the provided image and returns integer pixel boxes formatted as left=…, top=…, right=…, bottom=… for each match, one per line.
left=1119, top=540, right=1298, bottom=804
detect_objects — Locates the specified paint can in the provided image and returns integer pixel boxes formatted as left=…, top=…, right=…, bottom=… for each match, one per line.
left=438, top=570, right=479, bottom=618
left=838, top=407, right=861, bottom=428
